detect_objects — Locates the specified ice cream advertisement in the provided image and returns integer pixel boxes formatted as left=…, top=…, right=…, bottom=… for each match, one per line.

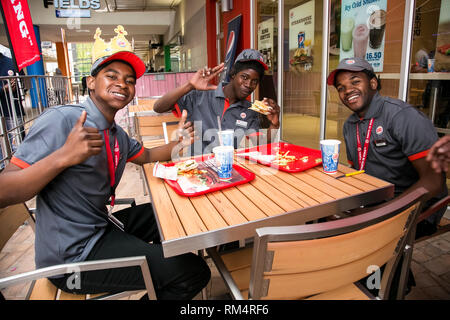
left=289, top=0, right=315, bottom=72
left=340, top=0, right=387, bottom=72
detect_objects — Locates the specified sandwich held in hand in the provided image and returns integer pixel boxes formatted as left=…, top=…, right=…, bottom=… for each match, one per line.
left=249, top=100, right=272, bottom=115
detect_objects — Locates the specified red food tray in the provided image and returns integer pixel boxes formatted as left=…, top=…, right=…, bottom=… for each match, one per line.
left=164, top=155, right=255, bottom=197
left=236, top=142, right=322, bottom=173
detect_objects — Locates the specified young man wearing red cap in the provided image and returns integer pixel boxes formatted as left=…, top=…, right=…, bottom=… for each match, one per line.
left=327, top=57, right=447, bottom=238
left=0, top=51, right=211, bottom=299
left=153, top=49, right=281, bottom=155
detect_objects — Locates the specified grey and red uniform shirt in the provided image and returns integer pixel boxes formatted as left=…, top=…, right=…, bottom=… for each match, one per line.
left=11, top=97, right=143, bottom=269
left=343, top=92, right=447, bottom=223
left=172, top=82, right=262, bottom=155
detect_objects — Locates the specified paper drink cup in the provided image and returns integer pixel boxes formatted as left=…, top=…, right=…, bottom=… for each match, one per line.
left=320, top=139, right=341, bottom=174
left=213, top=146, right=234, bottom=180
left=427, top=59, right=435, bottom=73
left=218, top=130, right=234, bottom=147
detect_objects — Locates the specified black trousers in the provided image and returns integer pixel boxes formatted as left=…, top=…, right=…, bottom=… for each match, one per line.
left=50, top=203, right=211, bottom=300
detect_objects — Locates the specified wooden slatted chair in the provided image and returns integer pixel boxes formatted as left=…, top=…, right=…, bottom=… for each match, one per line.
left=162, top=121, right=180, bottom=144
left=132, top=112, right=178, bottom=194
left=0, top=203, right=157, bottom=300
left=134, top=112, right=178, bottom=149
left=206, top=188, right=428, bottom=300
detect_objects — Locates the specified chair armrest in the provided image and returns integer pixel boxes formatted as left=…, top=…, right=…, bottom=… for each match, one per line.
left=417, top=195, right=450, bottom=223
left=109, top=198, right=136, bottom=207
left=0, top=256, right=156, bottom=300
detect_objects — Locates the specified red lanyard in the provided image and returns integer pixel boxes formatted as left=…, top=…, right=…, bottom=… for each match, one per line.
left=356, top=118, right=374, bottom=171
left=103, top=129, right=119, bottom=207
left=222, top=99, right=230, bottom=119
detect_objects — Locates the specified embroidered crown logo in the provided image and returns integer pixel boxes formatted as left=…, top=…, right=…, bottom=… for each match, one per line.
left=92, top=25, right=133, bottom=62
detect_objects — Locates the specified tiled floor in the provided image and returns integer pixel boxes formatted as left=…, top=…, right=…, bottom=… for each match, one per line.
left=1, top=162, right=449, bottom=300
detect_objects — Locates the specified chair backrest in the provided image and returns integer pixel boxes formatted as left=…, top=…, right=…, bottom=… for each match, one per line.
left=162, top=121, right=180, bottom=144
left=248, top=188, right=428, bottom=300
left=0, top=203, right=33, bottom=252
left=134, top=113, right=178, bottom=141
left=417, top=194, right=450, bottom=223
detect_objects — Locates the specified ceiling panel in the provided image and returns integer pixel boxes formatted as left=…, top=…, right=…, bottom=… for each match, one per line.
left=0, top=0, right=183, bottom=62
left=105, top=0, right=182, bottom=11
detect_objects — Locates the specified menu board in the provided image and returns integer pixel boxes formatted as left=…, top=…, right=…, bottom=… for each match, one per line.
left=288, top=0, right=315, bottom=72
left=257, top=18, right=275, bottom=72
left=339, top=0, right=387, bottom=72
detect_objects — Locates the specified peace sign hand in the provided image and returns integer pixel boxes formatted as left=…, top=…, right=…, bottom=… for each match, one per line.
left=190, top=63, right=225, bottom=91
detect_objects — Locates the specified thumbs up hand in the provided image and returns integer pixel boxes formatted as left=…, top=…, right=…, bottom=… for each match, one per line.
left=174, top=110, right=195, bottom=147
left=60, top=111, right=104, bottom=167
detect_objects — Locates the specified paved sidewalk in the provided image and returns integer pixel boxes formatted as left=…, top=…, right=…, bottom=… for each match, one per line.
left=0, top=162, right=449, bottom=300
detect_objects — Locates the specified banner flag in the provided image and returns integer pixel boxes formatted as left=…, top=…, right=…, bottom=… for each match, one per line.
left=1, top=0, right=41, bottom=71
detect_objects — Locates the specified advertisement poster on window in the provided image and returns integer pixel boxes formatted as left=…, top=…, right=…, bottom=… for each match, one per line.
left=434, top=0, right=450, bottom=72
left=339, top=0, right=387, bottom=72
left=258, top=18, right=274, bottom=73
left=288, top=0, right=315, bottom=72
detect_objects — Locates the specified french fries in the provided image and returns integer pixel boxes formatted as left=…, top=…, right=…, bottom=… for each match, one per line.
left=272, top=151, right=298, bottom=166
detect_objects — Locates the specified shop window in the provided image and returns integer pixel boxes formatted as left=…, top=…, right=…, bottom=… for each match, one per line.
left=408, top=0, right=450, bottom=135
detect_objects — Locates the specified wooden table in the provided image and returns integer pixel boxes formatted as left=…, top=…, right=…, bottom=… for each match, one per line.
left=143, top=156, right=394, bottom=258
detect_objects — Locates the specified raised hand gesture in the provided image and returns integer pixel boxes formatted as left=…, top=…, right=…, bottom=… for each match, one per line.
left=189, top=63, right=225, bottom=91
left=426, top=135, right=450, bottom=173
left=61, top=111, right=104, bottom=167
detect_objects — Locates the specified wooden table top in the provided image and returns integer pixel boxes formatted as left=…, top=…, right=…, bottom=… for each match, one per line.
left=143, top=155, right=394, bottom=257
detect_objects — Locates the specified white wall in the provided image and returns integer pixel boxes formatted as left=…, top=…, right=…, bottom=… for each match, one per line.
left=164, top=0, right=207, bottom=71
left=182, top=7, right=208, bottom=71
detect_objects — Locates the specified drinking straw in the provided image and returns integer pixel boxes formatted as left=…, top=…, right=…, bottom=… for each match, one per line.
left=217, top=116, right=223, bottom=146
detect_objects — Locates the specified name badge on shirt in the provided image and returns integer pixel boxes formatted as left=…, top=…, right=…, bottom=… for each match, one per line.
left=373, top=139, right=387, bottom=147
left=235, top=119, right=248, bottom=128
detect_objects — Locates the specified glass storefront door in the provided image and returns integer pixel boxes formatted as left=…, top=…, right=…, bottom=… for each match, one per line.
left=281, top=0, right=323, bottom=151
left=253, top=0, right=445, bottom=164
left=326, top=0, right=409, bottom=164
left=408, top=0, right=450, bottom=136
left=255, top=0, right=279, bottom=129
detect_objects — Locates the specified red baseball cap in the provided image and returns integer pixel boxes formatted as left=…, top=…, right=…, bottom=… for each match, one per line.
left=91, top=51, right=146, bottom=79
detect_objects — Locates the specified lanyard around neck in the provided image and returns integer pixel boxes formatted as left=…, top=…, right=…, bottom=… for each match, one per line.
left=356, top=118, right=374, bottom=171
left=103, top=129, right=119, bottom=207
left=221, top=98, right=230, bottom=119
